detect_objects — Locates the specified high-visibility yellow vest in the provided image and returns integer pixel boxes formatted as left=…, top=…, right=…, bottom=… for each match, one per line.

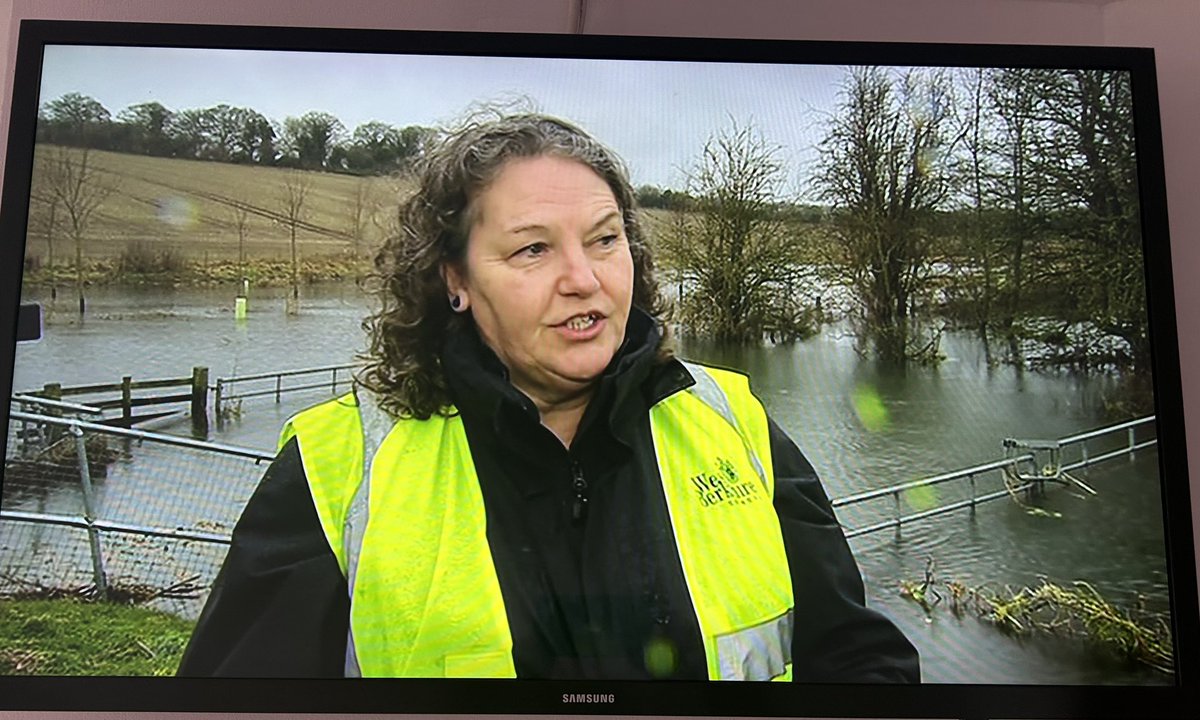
left=281, top=362, right=794, bottom=680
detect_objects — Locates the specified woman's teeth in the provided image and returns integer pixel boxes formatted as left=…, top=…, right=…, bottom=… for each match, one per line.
left=565, top=315, right=596, bottom=331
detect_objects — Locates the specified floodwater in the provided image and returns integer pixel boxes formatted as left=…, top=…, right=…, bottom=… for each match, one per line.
left=4, top=282, right=1175, bottom=685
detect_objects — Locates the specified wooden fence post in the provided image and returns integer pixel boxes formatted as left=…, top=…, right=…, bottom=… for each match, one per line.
left=121, top=375, right=132, bottom=425
left=43, top=382, right=62, bottom=401
left=191, top=367, right=209, bottom=436
left=42, top=383, right=64, bottom=442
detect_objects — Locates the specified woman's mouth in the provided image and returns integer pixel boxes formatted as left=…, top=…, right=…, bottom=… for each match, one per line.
left=556, top=313, right=605, bottom=339
left=564, top=314, right=598, bottom=331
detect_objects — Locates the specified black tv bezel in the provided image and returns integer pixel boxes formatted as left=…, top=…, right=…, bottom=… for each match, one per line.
left=0, top=18, right=1196, bottom=719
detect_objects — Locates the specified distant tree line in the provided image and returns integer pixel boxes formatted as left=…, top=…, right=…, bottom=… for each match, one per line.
left=36, top=92, right=432, bottom=175
left=634, top=185, right=694, bottom=211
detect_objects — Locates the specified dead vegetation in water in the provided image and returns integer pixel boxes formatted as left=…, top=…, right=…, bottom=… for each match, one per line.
left=900, top=558, right=1173, bottom=674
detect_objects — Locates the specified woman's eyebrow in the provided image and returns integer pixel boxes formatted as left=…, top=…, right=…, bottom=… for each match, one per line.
left=506, top=210, right=622, bottom=236
left=506, top=222, right=549, bottom=235
left=587, top=210, right=622, bottom=233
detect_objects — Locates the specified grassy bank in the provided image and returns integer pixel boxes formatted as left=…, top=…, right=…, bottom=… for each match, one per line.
left=0, top=597, right=194, bottom=676
left=23, top=253, right=369, bottom=289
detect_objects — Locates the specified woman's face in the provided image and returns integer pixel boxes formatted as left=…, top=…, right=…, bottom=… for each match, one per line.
left=444, top=154, right=635, bottom=406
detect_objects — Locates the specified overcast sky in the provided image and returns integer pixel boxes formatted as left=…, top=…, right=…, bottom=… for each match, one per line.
left=38, top=44, right=851, bottom=192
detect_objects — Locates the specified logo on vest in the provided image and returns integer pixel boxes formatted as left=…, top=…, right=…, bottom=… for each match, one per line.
left=691, top=456, right=759, bottom=508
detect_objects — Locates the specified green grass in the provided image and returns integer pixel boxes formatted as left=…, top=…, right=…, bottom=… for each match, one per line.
left=0, top=598, right=194, bottom=676
left=24, top=253, right=368, bottom=289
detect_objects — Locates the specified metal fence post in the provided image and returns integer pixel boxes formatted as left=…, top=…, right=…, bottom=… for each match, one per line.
left=1128, top=427, right=1136, bottom=458
left=71, top=423, right=108, bottom=599
left=969, top=473, right=976, bottom=514
left=893, top=490, right=902, bottom=538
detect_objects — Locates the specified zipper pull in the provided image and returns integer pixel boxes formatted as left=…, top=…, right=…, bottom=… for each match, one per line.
left=571, top=462, right=589, bottom=523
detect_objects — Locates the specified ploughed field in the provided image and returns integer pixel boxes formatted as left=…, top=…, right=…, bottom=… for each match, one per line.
left=25, top=145, right=410, bottom=264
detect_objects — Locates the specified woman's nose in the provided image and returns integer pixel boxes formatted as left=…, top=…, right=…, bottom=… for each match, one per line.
left=557, top=242, right=601, bottom=295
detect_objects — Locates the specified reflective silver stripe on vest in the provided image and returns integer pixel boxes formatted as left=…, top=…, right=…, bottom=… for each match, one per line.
left=341, top=388, right=394, bottom=677
left=716, top=609, right=794, bottom=680
left=680, top=361, right=769, bottom=492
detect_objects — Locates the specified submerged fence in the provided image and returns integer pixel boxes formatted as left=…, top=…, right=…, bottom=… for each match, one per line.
left=832, top=416, right=1156, bottom=539
left=13, top=363, right=359, bottom=432
left=28, top=368, right=210, bottom=430
left=0, top=403, right=1157, bottom=620
left=213, top=363, right=358, bottom=420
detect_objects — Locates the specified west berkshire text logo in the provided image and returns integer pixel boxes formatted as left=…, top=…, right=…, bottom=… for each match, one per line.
left=691, top=456, right=760, bottom=508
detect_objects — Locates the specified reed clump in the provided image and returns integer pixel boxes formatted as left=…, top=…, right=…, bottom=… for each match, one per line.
left=900, top=559, right=1173, bottom=674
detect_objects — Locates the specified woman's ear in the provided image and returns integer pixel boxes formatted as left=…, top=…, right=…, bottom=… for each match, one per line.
left=441, top=262, right=470, bottom=312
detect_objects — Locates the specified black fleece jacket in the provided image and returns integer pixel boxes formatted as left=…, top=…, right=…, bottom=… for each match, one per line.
left=178, top=309, right=919, bottom=682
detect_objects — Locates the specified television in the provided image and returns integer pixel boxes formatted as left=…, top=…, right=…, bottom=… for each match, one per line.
left=1, top=18, right=1196, bottom=719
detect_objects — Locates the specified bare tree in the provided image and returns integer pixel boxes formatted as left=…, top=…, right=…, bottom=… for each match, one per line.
left=277, top=170, right=312, bottom=312
left=982, top=67, right=1058, bottom=364
left=941, top=68, right=1044, bottom=365
left=38, top=145, right=118, bottom=315
left=347, top=177, right=377, bottom=261
left=230, top=202, right=251, bottom=273
left=658, top=121, right=811, bottom=343
left=367, top=174, right=407, bottom=266
left=28, top=191, right=61, bottom=270
left=951, top=69, right=1000, bottom=353
left=1032, top=69, right=1145, bottom=369
left=816, top=67, right=954, bottom=363
left=949, top=68, right=1143, bottom=372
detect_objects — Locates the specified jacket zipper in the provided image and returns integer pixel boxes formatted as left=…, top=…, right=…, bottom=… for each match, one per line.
left=571, top=462, right=589, bottom=523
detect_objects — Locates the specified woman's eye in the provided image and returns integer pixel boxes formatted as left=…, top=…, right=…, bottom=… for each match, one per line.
left=596, top=234, right=619, bottom=247
left=515, top=242, right=548, bottom=258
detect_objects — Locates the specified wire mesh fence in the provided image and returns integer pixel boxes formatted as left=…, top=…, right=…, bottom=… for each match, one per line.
left=1, top=407, right=273, bottom=620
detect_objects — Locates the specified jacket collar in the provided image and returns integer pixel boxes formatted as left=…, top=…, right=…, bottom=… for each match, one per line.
left=440, top=306, right=694, bottom=464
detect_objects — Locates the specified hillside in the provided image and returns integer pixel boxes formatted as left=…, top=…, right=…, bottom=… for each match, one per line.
left=24, top=145, right=408, bottom=264
left=19, top=146, right=822, bottom=287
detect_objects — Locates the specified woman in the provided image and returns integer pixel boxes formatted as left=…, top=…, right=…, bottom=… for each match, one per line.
left=179, top=113, right=919, bottom=681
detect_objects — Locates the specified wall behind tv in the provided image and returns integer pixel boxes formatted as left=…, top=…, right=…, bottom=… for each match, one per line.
left=1, top=1, right=1198, bottom=717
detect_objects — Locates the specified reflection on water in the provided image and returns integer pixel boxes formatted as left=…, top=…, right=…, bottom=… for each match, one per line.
left=8, top=283, right=1173, bottom=684
left=679, top=331, right=1168, bottom=685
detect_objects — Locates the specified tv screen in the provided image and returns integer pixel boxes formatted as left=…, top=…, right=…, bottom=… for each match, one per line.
left=1, top=19, right=1196, bottom=718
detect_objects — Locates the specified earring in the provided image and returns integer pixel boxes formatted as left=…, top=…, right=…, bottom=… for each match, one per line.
left=450, top=295, right=462, bottom=310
